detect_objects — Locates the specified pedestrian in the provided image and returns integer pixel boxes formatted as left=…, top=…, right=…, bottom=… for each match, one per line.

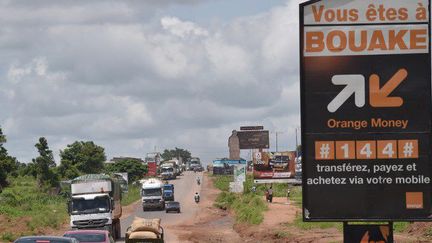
left=268, top=186, right=273, bottom=203
left=251, top=185, right=257, bottom=193
left=265, top=188, right=269, bottom=202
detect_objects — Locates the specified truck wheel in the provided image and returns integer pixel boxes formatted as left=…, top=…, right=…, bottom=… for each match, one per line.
left=115, top=220, right=121, bottom=239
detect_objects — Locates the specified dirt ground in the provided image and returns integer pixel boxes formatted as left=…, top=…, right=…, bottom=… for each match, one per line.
left=3, top=175, right=432, bottom=243
left=169, top=174, right=432, bottom=243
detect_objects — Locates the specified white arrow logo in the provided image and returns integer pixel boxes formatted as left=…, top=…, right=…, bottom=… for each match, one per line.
left=327, top=75, right=365, bottom=113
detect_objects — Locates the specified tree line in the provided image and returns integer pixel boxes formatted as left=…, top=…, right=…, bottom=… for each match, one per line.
left=0, top=126, right=147, bottom=192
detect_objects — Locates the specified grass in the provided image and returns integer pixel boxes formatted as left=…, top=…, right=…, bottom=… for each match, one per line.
left=212, top=174, right=268, bottom=225
left=121, top=184, right=141, bottom=206
left=212, top=175, right=232, bottom=191
left=0, top=176, right=69, bottom=241
left=292, top=214, right=342, bottom=230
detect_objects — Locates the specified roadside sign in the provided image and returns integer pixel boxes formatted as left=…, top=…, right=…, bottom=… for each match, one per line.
left=300, top=0, right=431, bottom=221
left=240, top=126, right=264, bottom=131
left=253, top=151, right=296, bottom=183
left=237, top=130, right=270, bottom=149
left=343, top=223, right=393, bottom=243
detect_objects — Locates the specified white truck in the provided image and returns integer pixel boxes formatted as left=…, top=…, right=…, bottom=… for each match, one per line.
left=68, top=174, right=122, bottom=239
left=160, top=163, right=176, bottom=180
left=141, top=178, right=165, bottom=211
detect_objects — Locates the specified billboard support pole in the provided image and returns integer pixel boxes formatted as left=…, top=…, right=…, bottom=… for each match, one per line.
left=343, top=222, right=394, bottom=243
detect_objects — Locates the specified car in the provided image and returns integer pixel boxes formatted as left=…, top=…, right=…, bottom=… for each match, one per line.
left=14, top=236, right=79, bottom=243
left=165, top=201, right=181, bottom=213
left=63, top=230, right=114, bottom=243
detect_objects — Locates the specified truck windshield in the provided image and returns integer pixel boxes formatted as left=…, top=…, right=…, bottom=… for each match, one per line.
left=161, top=167, right=173, bottom=173
left=142, top=188, right=162, bottom=196
left=71, top=196, right=110, bottom=215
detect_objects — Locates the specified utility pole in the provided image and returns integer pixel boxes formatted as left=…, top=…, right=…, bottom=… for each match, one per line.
left=272, top=131, right=284, bottom=152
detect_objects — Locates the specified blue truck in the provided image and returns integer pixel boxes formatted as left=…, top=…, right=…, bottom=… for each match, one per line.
left=162, top=184, right=175, bottom=201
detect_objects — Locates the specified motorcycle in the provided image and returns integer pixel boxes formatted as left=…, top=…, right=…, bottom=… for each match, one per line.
left=194, top=194, right=200, bottom=203
left=196, top=178, right=201, bottom=185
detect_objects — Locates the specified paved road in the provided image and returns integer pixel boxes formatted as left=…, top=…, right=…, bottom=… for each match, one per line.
left=117, top=171, right=203, bottom=242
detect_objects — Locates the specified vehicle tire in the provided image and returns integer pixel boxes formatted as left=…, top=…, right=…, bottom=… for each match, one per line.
left=143, top=207, right=145, bottom=211
left=115, top=219, right=121, bottom=240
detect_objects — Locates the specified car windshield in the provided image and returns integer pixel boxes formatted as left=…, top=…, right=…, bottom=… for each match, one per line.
left=163, top=185, right=172, bottom=190
left=142, top=188, right=162, bottom=196
left=168, top=202, right=179, bottom=206
left=64, top=233, right=106, bottom=242
left=72, top=196, right=110, bottom=215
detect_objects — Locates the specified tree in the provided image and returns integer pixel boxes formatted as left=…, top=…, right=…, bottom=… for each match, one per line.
left=59, top=141, right=106, bottom=179
left=0, top=127, right=19, bottom=188
left=104, top=159, right=147, bottom=183
left=161, top=147, right=191, bottom=162
left=32, top=137, right=59, bottom=187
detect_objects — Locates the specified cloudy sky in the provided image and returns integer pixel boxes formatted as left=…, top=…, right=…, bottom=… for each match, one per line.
left=0, top=0, right=302, bottom=164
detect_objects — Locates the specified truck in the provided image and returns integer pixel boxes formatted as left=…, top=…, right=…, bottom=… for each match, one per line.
left=162, top=184, right=174, bottom=201
left=160, top=163, right=176, bottom=180
left=141, top=178, right=165, bottom=211
left=68, top=174, right=122, bottom=239
left=145, top=153, right=161, bottom=177
left=189, top=157, right=201, bottom=171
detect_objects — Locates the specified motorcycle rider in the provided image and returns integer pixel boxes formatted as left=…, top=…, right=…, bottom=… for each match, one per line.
left=194, top=192, right=200, bottom=202
left=196, top=176, right=201, bottom=185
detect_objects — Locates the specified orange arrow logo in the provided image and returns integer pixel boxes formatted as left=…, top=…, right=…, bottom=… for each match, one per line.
left=369, top=68, right=407, bottom=108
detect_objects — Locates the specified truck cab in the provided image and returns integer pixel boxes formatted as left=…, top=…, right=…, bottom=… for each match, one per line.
left=69, top=174, right=122, bottom=239
left=160, top=165, right=175, bottom=180
left=141, top=178, right=165, bottom=211
left=69, top=193, right=112, bottom=229
left=162, top=184, right=174, bottom=201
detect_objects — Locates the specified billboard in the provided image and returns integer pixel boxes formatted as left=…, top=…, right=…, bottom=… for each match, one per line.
left=343, top=223, right=393, bottom=243
left=240, top=126, right=264, bottom=131
left=212, top=159, right=246, bottom=175
left=253, top=151, right=296, bottom=183
left=301, top=0, right=431, bottom=221
left=237, top=130, right=270, bottom=149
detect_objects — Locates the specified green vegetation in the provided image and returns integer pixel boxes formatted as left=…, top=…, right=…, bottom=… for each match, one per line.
left=212, top=175, right=232, bottom=191
left=212, top=174, right=268, bottom=225
left=161, top=147, right=191, bottom=161
left=274, top=230, right=291, bottom=239
left=31, top=137, right=59, bottom=188
left=59, top=141, right=107, bottom=179
left=393, top=222, right=410, bottom=233
left=0, top=176, right=68, bottom=239
left=121, top=184, right=141, bottom=206
left=291, top=214, right=342, bottom=231
left=105, top=159, right=147, bottom=183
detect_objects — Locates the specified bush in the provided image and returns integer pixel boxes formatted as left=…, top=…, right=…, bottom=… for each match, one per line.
left=214, top=176, right=267, bottom=224
left=0, top=176, right=68, bottom=231
left=212, top=175, right=232, bottom=191
left=121, top=184, right=141, bottom=206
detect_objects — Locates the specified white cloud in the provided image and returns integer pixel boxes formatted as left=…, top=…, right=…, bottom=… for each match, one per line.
left=0, top=0, right=302, bottom=163
left=161, top=16, right=209, bottom=38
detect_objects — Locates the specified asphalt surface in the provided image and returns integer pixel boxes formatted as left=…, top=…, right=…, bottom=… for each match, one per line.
left=117, top=171, right=203, bottom=242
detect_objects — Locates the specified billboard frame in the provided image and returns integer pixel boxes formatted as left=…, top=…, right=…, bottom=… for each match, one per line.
left=300, top=0, right=432, bottom=222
